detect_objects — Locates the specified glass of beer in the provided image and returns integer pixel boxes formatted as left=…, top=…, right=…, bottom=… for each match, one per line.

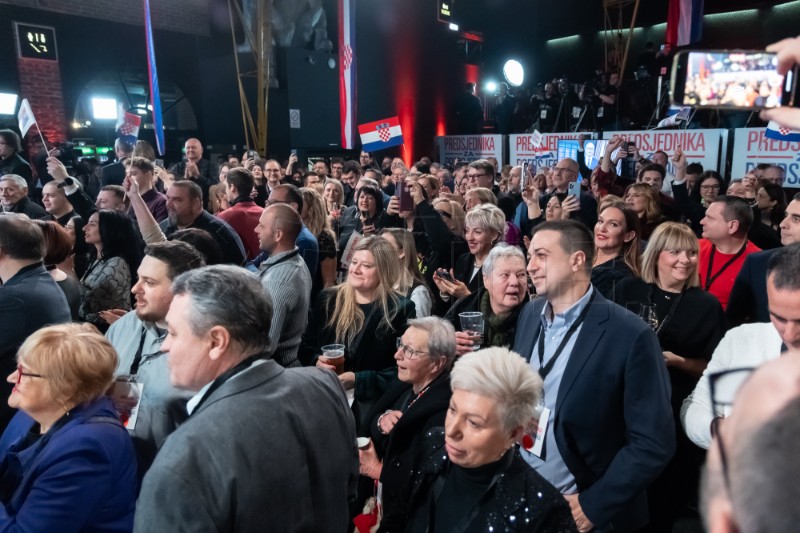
left=320, top=344, right=346, bottom=374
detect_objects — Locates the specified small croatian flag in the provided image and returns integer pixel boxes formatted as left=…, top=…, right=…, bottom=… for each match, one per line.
left=765, top=120, right=800, bottom=142
left=116, top=107, right=141, bottom=145
left=358, top=116, right=403, bottom=152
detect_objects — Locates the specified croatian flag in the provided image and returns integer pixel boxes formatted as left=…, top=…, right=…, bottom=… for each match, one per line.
left=115, top=106, right=141, bottom=146
left=17, top=98, right=36, bottom=137
left=339, top=0, right=357, bottom=149
left=765, top=120, right=800, bottom=142
left=359, top=117, right=404, bottom=152
left=144, top=0, right=166, bottom=156
left=666, top=0, right=704, bottom=47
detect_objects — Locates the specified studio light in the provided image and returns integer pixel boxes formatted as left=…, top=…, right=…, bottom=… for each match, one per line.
left=449, top=23, right=459, bottom=31
left=0, top=92, right=18, bottom=115
left=485, top=81, right=498, bottom=93
left=91, top=97, right=117, bottom=120
left=503, top=59, right=524, bottom=87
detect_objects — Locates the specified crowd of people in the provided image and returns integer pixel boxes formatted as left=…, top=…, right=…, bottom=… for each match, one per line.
left=1, top=35, right=800, bottom=533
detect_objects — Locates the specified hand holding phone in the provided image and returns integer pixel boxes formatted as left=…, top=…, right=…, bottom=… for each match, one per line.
left=568, top=181, right=581, bottom=202
left=435, top=269, right=455, bottom=283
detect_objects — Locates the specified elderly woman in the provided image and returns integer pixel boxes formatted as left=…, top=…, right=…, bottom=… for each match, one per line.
left=299, top=237, right=416, bottom=430
left=591, top=201, right=641, bottom=300
left=358, top=317, right=456, bottom=522
left=433, top=204, right=506, bottom=303
left=80, top=209, right=140, bottom=332
left=0, top=323, right=137, bottom=530
left=445, top=244, right=528, bottom=354
left=381, top=347, right=576, bottom=532
left=614, top=222, right=725, bottom=530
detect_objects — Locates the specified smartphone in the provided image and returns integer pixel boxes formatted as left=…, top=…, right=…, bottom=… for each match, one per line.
left=248, top=150, right=257, bottom=158
left=568, top=181, right=581, bottom=201
left=436, top=269, right=455, bottom=283
left=290, top=149, right=297, bottom=157
left=522, top=162, right=530, bottom=189
left=154, top=158, right=164, bottom=168
left=396, top=180, right=414, bottom=211
left=671, top=50, right=799, bottom=109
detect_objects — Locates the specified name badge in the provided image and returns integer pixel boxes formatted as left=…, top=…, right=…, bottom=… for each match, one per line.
left=530, top=407, right=550, bottom=458
left=597, top=106, right=604, bottom=118
left=109, top=379, right=144, bottom=431
left=540, top=109, right=548, bottom=119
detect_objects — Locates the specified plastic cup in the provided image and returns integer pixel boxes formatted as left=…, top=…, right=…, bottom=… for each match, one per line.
left=320, top=344, right=345, bottom=374
left=459, top=312, right=484, bottom=351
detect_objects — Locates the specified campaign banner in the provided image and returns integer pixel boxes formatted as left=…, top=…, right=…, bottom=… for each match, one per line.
left=602, top=129, right=725, bottom=177
left=731, top=128, right=800, bottom=187
left=436, top=135, right=504, bottom=166
left=508, top=132, right=595, bottom=174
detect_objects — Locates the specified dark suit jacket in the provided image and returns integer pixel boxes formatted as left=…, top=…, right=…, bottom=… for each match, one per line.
left=101, top=159, right=127, bottom=186
left=0, top=263, right=71, bottom=430
left=7, top=196, right=49, bottom=220
left=726, top=248, right=774, bottom=327
left=135, top=361, right=358, bottom=533
left=512, top=289, right=675, bottom=531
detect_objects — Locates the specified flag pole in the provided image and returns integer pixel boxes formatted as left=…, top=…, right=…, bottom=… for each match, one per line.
left=35, top=124, right=48, bottom=154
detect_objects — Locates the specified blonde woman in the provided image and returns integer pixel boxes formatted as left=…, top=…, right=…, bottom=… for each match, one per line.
left=299, top=236, right=416, bottom=430
left=299, top=187, right=337, bottom=302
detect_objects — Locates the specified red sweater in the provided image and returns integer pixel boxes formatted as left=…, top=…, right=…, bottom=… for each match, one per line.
left=216, top=200, right=264, bottom=260
left=698, top=238, right=761, bottom=310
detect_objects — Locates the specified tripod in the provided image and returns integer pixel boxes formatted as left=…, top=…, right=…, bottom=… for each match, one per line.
left=573, top=98, right=600, bottom=134
left=646, top=76, right=671, bottom=129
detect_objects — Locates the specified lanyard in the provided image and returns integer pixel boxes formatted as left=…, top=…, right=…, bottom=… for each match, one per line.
left=128, top=327, right=148, bottom=376
left=704, top=241, right=748, bottom=291
left=261, top=249, right=299, bottom=272
left=536, top=290, right=596, bottom=381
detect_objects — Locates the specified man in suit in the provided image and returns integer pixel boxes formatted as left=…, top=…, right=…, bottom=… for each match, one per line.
left=727, top=194, right=800, bottom=326
left=0, top=215, right=71, bottom=430
left=135, top=265, right=357, bottom=532
left=169, top=138, right=219, bottom=210
left=514, top=220, right=674, bottom=532
left=101, top=138, right=134, bottom=186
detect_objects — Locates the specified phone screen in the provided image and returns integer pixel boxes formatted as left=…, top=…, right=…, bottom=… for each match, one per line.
left=676, top=51, right=784, bottom=108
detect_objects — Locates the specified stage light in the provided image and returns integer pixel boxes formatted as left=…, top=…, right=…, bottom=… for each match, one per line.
left=0, top=93, right=18, bottom=115
left=449, top=23, right=459, bottom=31
left=503, top=60, right=524, bottom=87
left=485, top=81, right=497, bottom=93
left=91, top=97, right=117, bottom=120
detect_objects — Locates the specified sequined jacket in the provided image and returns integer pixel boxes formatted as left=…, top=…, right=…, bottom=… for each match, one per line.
left=380, top=428, right=577, bottom=533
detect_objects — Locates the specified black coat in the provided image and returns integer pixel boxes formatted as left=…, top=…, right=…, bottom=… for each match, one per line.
left=365, top=373, right=452, bottom=516
left=726, top=249, right=774, bottom=327
left=0, top=263, right=71, bottom=430
left=380, top=429, right=577, bottom=533
left=7, top=196, right=49, bottom=220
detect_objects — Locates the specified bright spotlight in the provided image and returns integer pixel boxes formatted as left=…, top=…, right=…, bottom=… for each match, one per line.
left=91, top=97, right=118, bottom=120
left=449, top=23, right=459, bottom=31
left=485, top=81, right=498, bottom=93
left=503, top=60, right=524, bottom=87
left=0, top=93, right=18, bottom=115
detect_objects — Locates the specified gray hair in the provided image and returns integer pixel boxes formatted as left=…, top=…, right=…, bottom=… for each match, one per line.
left=172, top=265, right=272, bottom=356
left=482, top=243, right=525, bottom=277
left=451, top=347, right=543, bottom=432
left=359, top=176, right=381, bottom=190
left=407, top=317, right=456, bottom=368
left=0, top=174, right=28, bottom=189
left=464, top=204, right=505, bottom=238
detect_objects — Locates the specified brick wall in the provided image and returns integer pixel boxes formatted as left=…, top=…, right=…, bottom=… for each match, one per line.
left=0, top=0, right=210, bottom=36
left=17, top=57, right=67, bottom=144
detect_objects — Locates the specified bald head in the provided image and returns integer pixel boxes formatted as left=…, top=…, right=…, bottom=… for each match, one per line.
left=184, top=138, right=203, bottom=162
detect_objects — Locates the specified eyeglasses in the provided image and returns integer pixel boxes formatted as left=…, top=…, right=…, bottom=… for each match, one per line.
left=708, top=367, right=755, bottom=492
left=700, top=184, right=721, bottom=191
left=466, top=173, right=488, bottom=182
left=396, top=339, right=429, bottom=359
left=435, top=209, right=452, bottom=219
left=16, top=364, right=45, bottom=385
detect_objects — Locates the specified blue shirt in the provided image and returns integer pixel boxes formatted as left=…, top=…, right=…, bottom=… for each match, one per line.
left=296, top=224, right=319, bottom=276
left=521, top=285, right=595, bottom=494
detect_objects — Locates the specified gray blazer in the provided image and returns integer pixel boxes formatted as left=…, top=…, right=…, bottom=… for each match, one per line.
left=135, top=360, right=358, bottom=533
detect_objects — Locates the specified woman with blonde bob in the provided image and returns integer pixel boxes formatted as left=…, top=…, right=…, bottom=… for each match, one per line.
left=0, top=323, right=137, bottom=531
left=299, top=236, right=416, bottom=430
left=614, top=222, right=725, bottom=530
left=382, top=347, right=575, bottom=532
